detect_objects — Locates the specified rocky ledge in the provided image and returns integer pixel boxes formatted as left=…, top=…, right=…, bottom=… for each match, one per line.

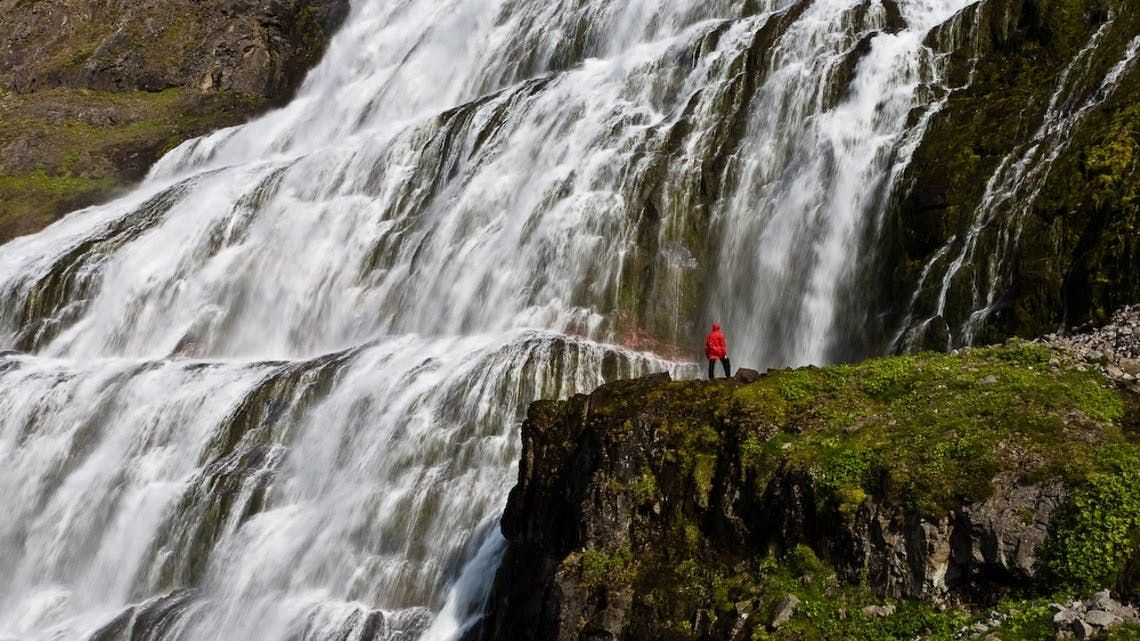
left=478, top=342, right=1140, bottom=641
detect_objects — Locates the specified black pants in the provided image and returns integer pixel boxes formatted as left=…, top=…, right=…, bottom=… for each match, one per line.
left=708, top=358, right=731, bottom=380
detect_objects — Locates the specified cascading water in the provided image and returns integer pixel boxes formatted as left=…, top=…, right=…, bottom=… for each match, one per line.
left=0, top=1, right=1009, bottom=640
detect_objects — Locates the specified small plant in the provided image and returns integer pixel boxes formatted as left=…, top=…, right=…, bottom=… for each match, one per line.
left=1044, top=447, right=1140, bottom=590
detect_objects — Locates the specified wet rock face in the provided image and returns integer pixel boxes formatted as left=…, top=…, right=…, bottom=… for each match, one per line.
left=0, top=0, right=349, bottom=100
left=889, top=0, right=1140, bottom=347
left=87, top=589, right=197, bottom=641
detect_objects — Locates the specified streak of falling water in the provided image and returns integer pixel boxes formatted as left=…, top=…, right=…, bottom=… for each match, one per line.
left=0, top=1, right=992, bottom=640
left=711, top=0, right=974, bottom=366
left=894, top=18, right=1140, bottom=351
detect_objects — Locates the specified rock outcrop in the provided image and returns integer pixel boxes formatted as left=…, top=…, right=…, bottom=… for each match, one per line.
left=479, top=343, right=1140, bottom=641
left=0, top=0, right=348, bottom=98
left=0, top=0, right=348, bottom=243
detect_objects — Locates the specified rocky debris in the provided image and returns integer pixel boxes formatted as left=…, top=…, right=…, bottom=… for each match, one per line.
left=1050, top=591, right=1139, bottom=640
left=953, top=591, right=1140, bottom=641
left=1038, top=304, right=1140, bottom=387
left=769, top=595, right=800, bottom=630
left=1070, top=619, right=1094, bottom=640
left=957, top=610, right=1007, bottom=639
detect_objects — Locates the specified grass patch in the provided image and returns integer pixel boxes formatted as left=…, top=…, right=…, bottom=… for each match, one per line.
left=0, top=87, right=264, bottom=242
left=730, top=342, right=1123, bottom=520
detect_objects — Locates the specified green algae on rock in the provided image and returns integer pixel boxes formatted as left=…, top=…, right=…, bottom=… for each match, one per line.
left=480, top=343, right=1140, bottom=641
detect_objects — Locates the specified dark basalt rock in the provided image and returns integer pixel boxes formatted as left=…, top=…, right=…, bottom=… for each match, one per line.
left=87, top=589, right=198, bottom=641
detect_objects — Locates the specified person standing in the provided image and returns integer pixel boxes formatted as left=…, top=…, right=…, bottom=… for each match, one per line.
left=705, top=323, right=731, bottom=380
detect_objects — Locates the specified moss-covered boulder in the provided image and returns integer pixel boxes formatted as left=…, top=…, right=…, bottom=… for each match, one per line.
left=480, top=343, right=1140, bottom=641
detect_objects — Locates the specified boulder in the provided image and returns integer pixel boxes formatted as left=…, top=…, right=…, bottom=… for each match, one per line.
left=769, top=595, right=800, bottom=630
left=734, top=368, right=762, bottom=383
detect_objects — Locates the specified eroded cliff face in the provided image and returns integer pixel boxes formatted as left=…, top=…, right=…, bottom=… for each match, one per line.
left=0, top=0, right=348, bottom=97
left=0, top=0, right=348, bottom=242
left=480, top=344, right=1140, bottom=641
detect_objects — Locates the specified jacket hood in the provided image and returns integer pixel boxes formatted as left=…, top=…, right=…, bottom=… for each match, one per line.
left=712, top=323, right=720, bottom=331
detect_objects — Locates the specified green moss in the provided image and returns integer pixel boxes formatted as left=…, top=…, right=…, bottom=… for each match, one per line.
left=727, top=342, right=1123, bottom=519
left=564, top=544, right=637, bottom=591
left=0, top=171, right=116, bottom=238
left=692, top=453, right=717, bottom=509
left=1044, top=447, right=1140, bottom=591
left=0, top=87, right=264, bottom=243
left=632, top=469, right=659, bottom=505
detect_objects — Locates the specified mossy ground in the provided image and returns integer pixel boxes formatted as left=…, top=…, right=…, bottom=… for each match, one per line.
left=553, top=342, right=1140, bottom=639
left=0, top=87, right=263, bottom=242
left=732, top=343, right=1123, bottom=522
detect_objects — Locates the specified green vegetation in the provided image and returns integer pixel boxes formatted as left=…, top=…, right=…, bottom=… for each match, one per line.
left=750, top=546, right=969, bottom=641
left=631, top=544, right=1093, bottom=641
left=546, top=341, right=1140, bottom=639
left=0, top=171, right=115, bottom=237
left=640, top=342, right=1125, bottom=526
left=1044, top=447, right=1140, bottom=591
left=0, top=87, right=262, bottom=241
left=562, top=545, right=638, bottom=591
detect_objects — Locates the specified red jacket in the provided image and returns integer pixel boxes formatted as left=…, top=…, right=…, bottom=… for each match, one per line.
left=705, top=324, right=728, bottom=360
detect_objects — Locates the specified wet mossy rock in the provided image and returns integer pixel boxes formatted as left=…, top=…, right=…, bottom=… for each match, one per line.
left=889, top=0, right=1140, bottom=345
left=481, top=343, right=1140, bottom=641
left=0, top=0, right=348, bottom=243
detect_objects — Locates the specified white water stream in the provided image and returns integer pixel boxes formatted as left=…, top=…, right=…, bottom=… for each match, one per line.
left=894, top=14, right=1140, bottom=350
left=0, top=1, right=983, bottom=640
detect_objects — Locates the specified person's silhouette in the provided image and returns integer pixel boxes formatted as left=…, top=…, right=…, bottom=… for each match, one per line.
left=704, top=323, right=731, bottom=379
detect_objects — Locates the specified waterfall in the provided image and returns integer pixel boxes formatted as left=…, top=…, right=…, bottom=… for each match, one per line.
left=0, top=1, right=985, bottom=640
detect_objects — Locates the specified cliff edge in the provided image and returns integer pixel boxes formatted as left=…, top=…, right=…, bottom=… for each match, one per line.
left=480, top=342, right=1140, bottom=641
